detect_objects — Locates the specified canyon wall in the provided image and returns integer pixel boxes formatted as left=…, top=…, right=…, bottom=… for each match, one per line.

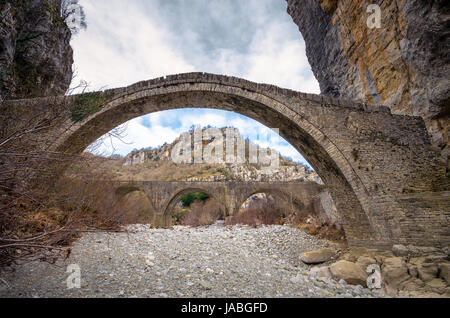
left=0, top=0, right=73, bottom=100
left=286, top=0, right=449, bottom=169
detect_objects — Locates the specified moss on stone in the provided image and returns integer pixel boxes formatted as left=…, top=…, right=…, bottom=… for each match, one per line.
left=70, top=92, right=106, bottom=122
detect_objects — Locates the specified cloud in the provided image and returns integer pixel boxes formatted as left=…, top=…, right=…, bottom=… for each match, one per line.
left=71, top=0, right=194, bottom=91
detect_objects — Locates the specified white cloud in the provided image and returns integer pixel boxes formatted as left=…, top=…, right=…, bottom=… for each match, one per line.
left=71, top=0, right=194, bottom=91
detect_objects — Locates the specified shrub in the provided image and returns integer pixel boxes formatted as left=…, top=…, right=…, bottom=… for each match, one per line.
left=226, top=195, right=289, bottom=227
left=182, top=198, right=222, bottom=227
left=181, top=192, right=210, bottom=207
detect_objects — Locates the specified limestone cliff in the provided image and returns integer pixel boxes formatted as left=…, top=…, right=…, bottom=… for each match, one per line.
left=122, top=127, right=322, bottom=183
left=0, top=0, right=73, bottom=100
left=286, top=0, right=449, bottom=168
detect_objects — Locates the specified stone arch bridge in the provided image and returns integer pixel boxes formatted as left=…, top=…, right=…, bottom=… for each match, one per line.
left=2, top=72, right=449, bottom=248
left=115, top=180, right=325, bottom=228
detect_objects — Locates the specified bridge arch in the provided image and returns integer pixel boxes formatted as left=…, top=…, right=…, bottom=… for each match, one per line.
left=163, top=187, right=225, bottom=217
left=234, top=188, right=307, bottom=217
left=38, top=72, right=448, bottom=248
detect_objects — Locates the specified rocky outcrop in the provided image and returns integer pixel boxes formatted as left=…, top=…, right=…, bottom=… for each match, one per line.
left=286, top=0, right=450, bottom=169
left=0, top=0, right=73, bottom=100
left=123, top=127, right=322, bottom=183
left=326, top=245, right=450, bottom=297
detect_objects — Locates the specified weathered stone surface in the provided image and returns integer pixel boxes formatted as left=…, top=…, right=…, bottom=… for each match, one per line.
left=300, top=248, right=335, bottom=264
left=286, top=0, right=450, bottom=169
left=330, top=260, right=368, bottom=286
left=0, top=0, right=73, bottom=100
left=309, top=266, right=332, bottom=279
left=417, top=263, right=439, bottom=283
left=392, top=244, right=409, bottom=257
left=381, top=257, right=410, bottom=291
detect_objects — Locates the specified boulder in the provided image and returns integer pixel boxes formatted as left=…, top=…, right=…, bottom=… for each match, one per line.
left=329, top=260, right=368, bottom=287
left=425, top=278, right=447, bottom=294
left=381, top=257, right=410, bottom=291
left=439, top=263, right=450, bottom=284
left=300, top=248, right=335, bottom=265
left=356, top=256, right=377, bottom=271
left=392, top=245, right=409, bottom=257
left=310, top=266, right=332, bottom=279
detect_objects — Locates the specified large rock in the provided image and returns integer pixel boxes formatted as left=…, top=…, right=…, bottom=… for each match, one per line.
left=300, top=248, right=335, bottom=265
left=0, top=0, right=73, bottom=100
left=309, top=266, right=332, bottom=279
left=329, top=260, right=368, bottom=287
left=356, top=256, right=378, bottom=273
left=286, top=0, right=450, bottom=168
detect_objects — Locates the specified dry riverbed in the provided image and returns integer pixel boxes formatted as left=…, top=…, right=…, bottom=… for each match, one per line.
left=0, top=222, right=386, bottom=298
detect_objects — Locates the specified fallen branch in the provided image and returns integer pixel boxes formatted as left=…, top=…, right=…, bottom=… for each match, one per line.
left=0, top=243, right=66, bottom=250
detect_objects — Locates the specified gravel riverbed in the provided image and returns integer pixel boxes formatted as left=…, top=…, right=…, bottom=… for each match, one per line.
left=0, top=222, right=386, bottom=298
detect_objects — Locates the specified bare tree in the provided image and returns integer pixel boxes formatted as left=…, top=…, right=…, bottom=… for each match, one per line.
left=60, top=0, right=87, bottom=35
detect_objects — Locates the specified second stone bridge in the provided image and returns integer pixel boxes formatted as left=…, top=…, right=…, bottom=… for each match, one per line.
left=115, top=180, right=325, bottom=228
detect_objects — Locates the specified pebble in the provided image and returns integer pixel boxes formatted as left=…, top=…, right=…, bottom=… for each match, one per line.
left=0, top=222, right=386, bottom=298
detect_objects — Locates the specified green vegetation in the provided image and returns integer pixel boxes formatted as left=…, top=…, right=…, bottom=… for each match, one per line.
left=71, top=92, right=106, bottom=122
left=181, top=192, right=210, bottom=207
left=172, top=208, right=189, bottom=225
left=14, top=59, right=41, bottom=97
left=216, top=168, right=230, bottom=177
left=44, top=1, right=66, bottom=28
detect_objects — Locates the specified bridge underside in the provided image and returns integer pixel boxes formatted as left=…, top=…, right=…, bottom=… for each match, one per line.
left=2, top=73, right=449, bottom=249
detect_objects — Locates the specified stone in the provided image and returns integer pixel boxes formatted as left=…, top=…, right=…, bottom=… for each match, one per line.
left=310, top=266, right=332, bottom=279
left=439, top=263, right=450, bottom=284
left=417, top=263, right=439, bottom=283
left=356, top=256, right=377, bottom=271
left=381, top=257, right=410, bottom=291
left=286, top=0, right=450, bottom=167
left=330, top=260, right=368, bottom=287
left=0, top=0, right=73, bottom=100
left=300, top=248, right=336, bottom=264
left=424, top=254, right=448, bottom=263
left=426, top=278, right=448, bottom=294
left=199, top=280, right=212, bottom=290
left=392, top=245, right=409, bottom=257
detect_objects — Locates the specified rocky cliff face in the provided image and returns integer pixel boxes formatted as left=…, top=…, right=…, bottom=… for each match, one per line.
left=0, top=0, right=73, bottom=100
left=286, top=0, right=449, bottom=168
left=123, top=127, right=322, bottom=183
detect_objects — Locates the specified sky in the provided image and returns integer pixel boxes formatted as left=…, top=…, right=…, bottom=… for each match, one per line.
left=70, top=0, right=320, bottom=166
